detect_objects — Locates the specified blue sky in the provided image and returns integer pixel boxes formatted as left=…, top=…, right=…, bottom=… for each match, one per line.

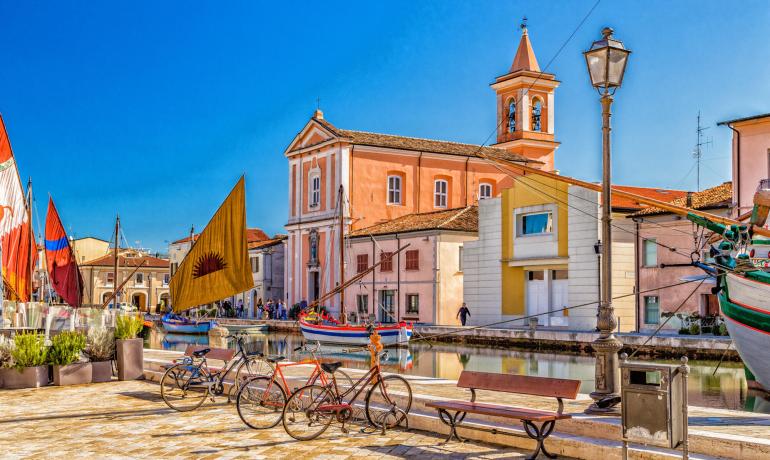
left=1, top=1, right=768, bottom=252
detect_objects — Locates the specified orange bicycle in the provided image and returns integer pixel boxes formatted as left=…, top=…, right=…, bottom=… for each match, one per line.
left=236, top=341, right=353, bottom=430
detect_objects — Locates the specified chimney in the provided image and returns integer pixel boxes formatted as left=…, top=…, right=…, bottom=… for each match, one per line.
left=686, top=191, right=693, bottom=208
left=314, top=108, right=324, bottom=120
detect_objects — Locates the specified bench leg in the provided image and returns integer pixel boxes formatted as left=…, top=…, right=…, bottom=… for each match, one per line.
left=523, top=420, right=557, bottom=460
left=437, top=409, right=466, bottom=444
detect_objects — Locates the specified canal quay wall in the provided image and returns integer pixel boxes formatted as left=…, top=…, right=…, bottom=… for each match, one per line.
left=211, top=318, right=738, bottom=361
left=143, top=348, right=770, bottom=460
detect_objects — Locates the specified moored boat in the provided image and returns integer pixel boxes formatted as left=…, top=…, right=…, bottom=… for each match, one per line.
left=161, top=313, right=216, bottom=334
left=299, top=315, right=412, bottom=347
left=220, top=323, right=269, bottom=334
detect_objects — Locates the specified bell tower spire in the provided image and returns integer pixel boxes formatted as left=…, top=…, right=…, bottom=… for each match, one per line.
left=490, top=20, right=560, bottom=171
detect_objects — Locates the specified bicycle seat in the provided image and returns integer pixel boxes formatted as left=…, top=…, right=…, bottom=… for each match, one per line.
left=321, top=362, right=343, bottom=374
left=192, top=348, right=211, bottom=358
left=266, top=355, right=285, bottom=363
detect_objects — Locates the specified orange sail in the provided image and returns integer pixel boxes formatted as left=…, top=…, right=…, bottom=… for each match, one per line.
left=0, top=115, right=37, bottom=301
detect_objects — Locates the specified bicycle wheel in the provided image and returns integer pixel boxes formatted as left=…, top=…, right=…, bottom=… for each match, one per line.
left=160, top=364, right=209, bottom=412
left=233, top=356, right=274, bottom=395
left=310, top=369, right=354, bottom=393
left=365, top=374, right=412, bottom=429
left=282, top=384, right=335, bottom=441
left=236, top=376, right=287, bottom=429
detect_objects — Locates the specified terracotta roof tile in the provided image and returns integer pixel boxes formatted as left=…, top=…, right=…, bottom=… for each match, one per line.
left=611, top=185, right=688, bottom=211
left=248, top=236, right=287, bottom=250
left=350, top=206, right=478, bottom=237
left=306, top=118, right=537, bottom=164
left=81, top=254, right=169, bottom=268
left=631, top=182, right=732, bottom=217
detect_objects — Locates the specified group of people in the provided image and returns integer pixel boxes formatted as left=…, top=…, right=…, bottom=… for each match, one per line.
left=216, top=299, right=246, bottom=318
left=255, top=298, right=287, bottom=320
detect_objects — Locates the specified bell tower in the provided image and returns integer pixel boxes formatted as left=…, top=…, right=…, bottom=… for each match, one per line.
left=491, top=21, right=560, bottom=171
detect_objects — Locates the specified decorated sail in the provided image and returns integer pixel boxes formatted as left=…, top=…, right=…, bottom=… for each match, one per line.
left=44, top=197, right=82, bottom=307
left=0, top=115, right=36, bottom=301
left=170, top=177, right=252, bottom=312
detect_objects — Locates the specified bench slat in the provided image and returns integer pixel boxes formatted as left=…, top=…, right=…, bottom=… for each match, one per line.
left=182, top=345, right=235, bottom=362
left=426, top=400, right=571, bottom=422
left=457, top=371, right=580, bottom=399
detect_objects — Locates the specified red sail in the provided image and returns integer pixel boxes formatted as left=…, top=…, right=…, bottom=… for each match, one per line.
left=44, top=197, right=82, bottom=307
left=0, top=115, right=36, bottom=302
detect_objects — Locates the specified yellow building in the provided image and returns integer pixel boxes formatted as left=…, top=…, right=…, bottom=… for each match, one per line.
left=72, top=237, right=110, bottom=265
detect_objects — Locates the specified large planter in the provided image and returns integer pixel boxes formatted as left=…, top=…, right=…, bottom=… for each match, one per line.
left=52, top=362, right=92, bottom=386
left=1, top=365, right=49, bottom=389
left=116, top=338, right=143, bottom=381
left=91, top=360, right=113, bottom=383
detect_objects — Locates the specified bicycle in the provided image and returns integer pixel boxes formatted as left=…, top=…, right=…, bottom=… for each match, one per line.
left=236, top=341, right=354, bottom=430
left=160, top=334, right=272, bottom=411
left=281, top=344, right=412, bottom=441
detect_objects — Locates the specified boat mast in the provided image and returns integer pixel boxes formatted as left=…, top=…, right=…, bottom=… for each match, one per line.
left=26, top=178, right=34, bottom=302
left=338, top=185, right=346, bottom=325
left=113, top=215, right=119, bottom=308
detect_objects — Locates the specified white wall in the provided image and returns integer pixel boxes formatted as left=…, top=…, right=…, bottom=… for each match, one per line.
left=463, top=198, right=502, bottom=326
left=567, top=186, right=601, bottom=330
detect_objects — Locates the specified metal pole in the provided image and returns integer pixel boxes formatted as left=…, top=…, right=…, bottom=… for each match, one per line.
left=113, top=215, right=120, bottom=308
left=587, top=89, right=623, bottom=414
left=338, top=185, right=346, bottom=325
left=680, top=356, right=690, bottom=460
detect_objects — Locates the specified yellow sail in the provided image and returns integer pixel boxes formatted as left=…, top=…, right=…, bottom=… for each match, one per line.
left=170, top=177, right=253, bottom=312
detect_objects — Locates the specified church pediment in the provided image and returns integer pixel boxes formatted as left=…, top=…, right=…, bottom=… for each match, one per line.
left=284, top=117, right=340, bottom=156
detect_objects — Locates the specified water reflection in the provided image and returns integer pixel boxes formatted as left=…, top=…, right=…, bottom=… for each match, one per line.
left=144, top=328, right=769, bottom=414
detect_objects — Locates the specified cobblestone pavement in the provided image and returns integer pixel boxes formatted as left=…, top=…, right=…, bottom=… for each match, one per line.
left=0, top=380, right=545, bottom=459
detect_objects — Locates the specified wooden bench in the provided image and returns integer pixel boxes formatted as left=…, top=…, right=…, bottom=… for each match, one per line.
left=425, top=371, right=581, bottom=460
left=161, top=346, right=235, bottom=373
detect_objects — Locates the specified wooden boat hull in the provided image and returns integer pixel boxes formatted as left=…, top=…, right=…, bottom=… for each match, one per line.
left=721, top=273, right=770, bottom=391
left=299, top=320, right=412, bottom=347
left=161, top=314, right=216, bottom=334
left=222, top=323, right=269, bottom=334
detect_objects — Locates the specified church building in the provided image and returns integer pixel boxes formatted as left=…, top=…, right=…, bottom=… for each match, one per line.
left=283, top=25, right=558, bottom=317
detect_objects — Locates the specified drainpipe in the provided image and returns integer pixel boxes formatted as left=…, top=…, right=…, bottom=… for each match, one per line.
left=396, top=233, right=401, bottom=323
left=371, top=236, right=376, bottom=319
left=633, top=217, right=641, bottom=332
left=727, top=124, right=741, bottom=214
left=433, top=234, right=439, bottom=325
left=464, top=157, right=470, bottom=206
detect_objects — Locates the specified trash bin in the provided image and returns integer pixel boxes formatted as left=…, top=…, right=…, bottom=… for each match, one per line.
left=620, top=355, right=689, bottom=458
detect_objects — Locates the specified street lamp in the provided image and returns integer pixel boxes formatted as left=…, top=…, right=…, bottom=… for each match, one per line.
left=583, top=27, right=631, bottom=414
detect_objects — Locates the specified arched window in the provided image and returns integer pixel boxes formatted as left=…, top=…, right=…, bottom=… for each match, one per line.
left=434, top=180, right=448, bottom=208
left=507, top=99, right=516, bottom=133
left=387, top=175, right=402, bottom=205
left=479, top=182, right=493, bottom=200
left=531, top=98, right=543, bottom=132
left=308, top=169, right=321, bottom=208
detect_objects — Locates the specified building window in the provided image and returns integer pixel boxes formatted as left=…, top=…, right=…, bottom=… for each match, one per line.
left=387, top=175, right=402, bottom=205
left=552, top=270, right=568, bottom=280
left=356, top=254, right=369, bottom=273
left=531, top=98, right=543, bottom=132
left=458, top=246, right=464, bottom=272
left=479, top=183, right=493, bottom=200
left=309, top=170, right=321, bottom=208
left=406, top=294, right=419, bottom=315
left=405, top=250, right=419, bottom=270
left=380, top=251, right=393, bottom=272
left=135, top=273, right=144, bottom=285
left=507, top=99, right=516, bottom=133
left=106, top=272, right=114, bottom=285
left=163, top=273, right=170, bottom=285
left=644, top=296, right=660, bottom=324
left=251, top=256, right=259, bottom=273
left=643, top=239, right=657, bottom=267
left=357, top=294, right=369, bottom=315
left=519, top=212, right=553, bottom=236
left=434, top=180, right=448, bottom=208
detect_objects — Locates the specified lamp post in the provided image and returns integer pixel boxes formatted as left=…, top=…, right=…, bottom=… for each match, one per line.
left=583, top=27, right=631, bottom=414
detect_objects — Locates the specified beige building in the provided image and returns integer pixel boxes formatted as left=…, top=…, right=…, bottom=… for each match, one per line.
left=72, top=237, right=110, bottom=265
left=81, top=249, right=170, bottom=311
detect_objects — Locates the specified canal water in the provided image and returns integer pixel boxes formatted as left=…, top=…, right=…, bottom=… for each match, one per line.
left=145, top=328, right=770, bottom=414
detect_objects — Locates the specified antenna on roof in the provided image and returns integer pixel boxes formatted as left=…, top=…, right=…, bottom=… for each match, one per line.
left=693, top=111, right=713, bottom=192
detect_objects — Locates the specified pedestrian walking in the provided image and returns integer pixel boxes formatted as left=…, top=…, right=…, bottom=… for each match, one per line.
left=457, top=302, right=471, bottom=326
left=237, top=299, right=244, bottom=318
left=279, top=301, right=287, bottom=320
left=256, top=298, right=263, bottom=320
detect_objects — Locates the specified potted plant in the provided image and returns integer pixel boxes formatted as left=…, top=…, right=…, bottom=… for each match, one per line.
left=2, top=332, right=48, bottom=389
left=0, top=335, right=15, bottom=387
left=50, top=331, right=90, bottom=386
left=115, top=313, right=144, bottom=380
left=87, top=328, right=115, bottom=383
